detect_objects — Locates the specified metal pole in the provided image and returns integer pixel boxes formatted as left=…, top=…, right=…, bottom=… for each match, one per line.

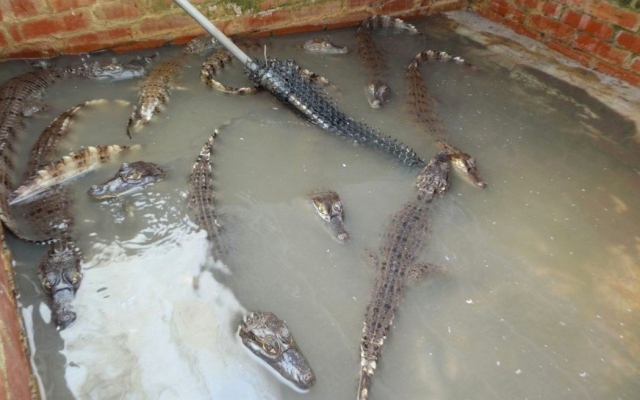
left=173, top=0, right=258, bottom=71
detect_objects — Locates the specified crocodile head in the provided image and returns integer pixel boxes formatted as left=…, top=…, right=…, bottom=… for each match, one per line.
left=365, top=80, right=390, bottom=108
left=415, top=151, right=451, bottom=202
left=437, top=141, right=487, bottom=188
left=88, top=161, right=166, bottom=199
left=310, top=190, right=350, bottom=243
left=82, top=55, right=156, bottom=81
left=39, top=242, right=82, bottom=330
left=239, top=312, right=316, bottom=391
left=302, top=38, right=348, bottom=54
left=449, top=152, right=487, bottom=188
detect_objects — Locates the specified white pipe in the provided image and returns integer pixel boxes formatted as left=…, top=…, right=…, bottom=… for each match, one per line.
left=173, top=0, right=258, bottom=71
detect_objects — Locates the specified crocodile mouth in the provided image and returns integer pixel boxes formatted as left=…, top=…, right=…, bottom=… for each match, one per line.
left=51, top=288, right=77, bottom=330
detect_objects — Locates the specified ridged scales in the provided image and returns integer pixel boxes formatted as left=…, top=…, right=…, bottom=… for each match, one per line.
left=247, top=58, right=425, bottom=168
left=188, top=133, right=225, bottom=258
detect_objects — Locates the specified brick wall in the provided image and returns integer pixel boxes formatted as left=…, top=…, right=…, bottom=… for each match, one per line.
left=470, top=0, right=640, bottom=85
left=0, top=0, right=465, bottom=58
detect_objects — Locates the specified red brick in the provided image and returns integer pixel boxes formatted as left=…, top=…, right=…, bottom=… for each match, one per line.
left=507, top=5, right=525, bottom=24
left=516, top=0, right=538, bottom=8
left=138, top=15, right=196, bottom=35
left=475, top=8, right=503, bottom=23
left=260, top=0, right=290, bottom=11
left=491, top=0, right=509, bottom=16
left=379, top=0, right=416, bottom=15
left=593, top=60, right=640, bottom=86
left=424, top=0, right=464, bottom=14
left=10, top=0, right=39, bottom=18
left=346, top=0, right=373, bottom=8
left=6, top=46, right=58, bottom=58
left=94, top=2, right=140, bottom=20
left=615, top=31, right=640, bottom=54
left=46, top=0, right=96, bottom=12
left=0, top=9, right=3, bottom=22
left=574, top=33, right=631, bottom=65
left=0, top=30, right=7, bottom=47
left=63, top=27, right=131, bottom=53
left=113, top=39, right=168, bottom=53
left=587, top=1, right=640, bottom=31
left=540, top=1, right=562, bottom=19
left=232, top=9, right=293, bottom=33
left=562, top=10, right=614, bottom=41
left=8, top=24, right=22, bottom=42
left=21, top=12, right=89, bottom=41
left=547, top=39, right=591, bottom=65
left=513, top=23, right=541, bottom=40
left=557, top=0, right=583, bottom=7
left=631, top=57, right=640, bottom=74
left=529, top=14, right=576, bottom=43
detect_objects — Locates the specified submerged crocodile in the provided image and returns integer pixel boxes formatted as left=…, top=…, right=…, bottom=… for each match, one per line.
left=0, top=63, right=144, bottom=242
left=310, top=190, right=350, bottom=243
left=88, top=161, right=166, bottom=199
left=406, top=50, right=487, bottom=188
left=302, top=38, right=348, bottom=54
left=239, top=311, right=316, bottom=391
left=357, top=154, right=448, bottom=399
left=201, top=41, right=263, bottom=94
left=11, top=144, right=140, bottom=205
left=188, top=132, right=226, bottom=258
left=127, top=57, right=185, bottom=137
left=182, top=35, right=218, bottom=55
left=356, top=14, right=417, bottom=108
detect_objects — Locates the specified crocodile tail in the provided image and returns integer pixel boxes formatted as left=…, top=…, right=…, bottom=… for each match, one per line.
left=357, top=359, right=376, bottom=400
left=126, top=106, right=138, bottom=139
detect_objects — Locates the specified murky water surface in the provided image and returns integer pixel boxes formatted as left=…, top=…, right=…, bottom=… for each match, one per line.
left=2, top=16, right=640, bottom=400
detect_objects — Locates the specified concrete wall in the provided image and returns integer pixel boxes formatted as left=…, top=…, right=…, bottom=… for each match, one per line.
left=0, top=0, right=465, bottom=58
left=470, top=0, right=640, bottom=85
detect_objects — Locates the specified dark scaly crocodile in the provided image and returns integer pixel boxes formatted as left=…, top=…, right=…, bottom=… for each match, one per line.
left=406, top=50, right=487, bottom=188
left=239, top=311, right=316, bottom=391
left=247, top=57, right=425, bottom=168
left=0, top=63, right=141, bottom=242
left=202, top=41, right=332, bottom=95
left=302, top=38, right=348, bottom=54
left=188, top=132, right=226, bottom=258
left=127, top=57, right=185, bottom=137
left=11, top=144, right=140, bottom=205
left=310, top=190, right=350, bottom=243
left=356, top=14, right=417, bottom=108
left=357, top=154, right=448, bottom=399
left=88, top=161, right=166, bottom=199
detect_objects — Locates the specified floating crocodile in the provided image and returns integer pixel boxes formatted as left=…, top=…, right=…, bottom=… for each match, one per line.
left=239, top=311, right=316, bottom=392
left=11, top=144, right=140, bottom=205
left=247, top=57, right=425, bottom=168
left=88, top=161, right=166, bottom=199
left=406, top=50, right=487, bottom=188
left=356, top=14, right=417, bottom=108
left=188, top=132, right=226, bottom=258
left=201, top=40, right=263, bottom=94
left=0, top=63, right=143, bottom=242
left=310, top=190, right=350, bottom=243
left=17, top=108, right=83, bottom=329
left=356, top=151, right=450, bottom=399
left=302, top=38, right=348, bottom=54
left=127, top=57, right=185, bottom=137
left=182, top=34, right=218, bottom=55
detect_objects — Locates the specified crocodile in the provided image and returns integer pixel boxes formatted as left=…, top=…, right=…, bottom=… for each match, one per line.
left=356, top=14, right=417, bottom=108
left=202, top=41, right=332, bottom=95
left=414, top=150, right=451, bottom=202
left=11, top=144, right=140, bottom=205
left=188, top=132, right=226, bottom=258
left=0, top=65, right=136, bottom=241
left=127, top=56, right=185, bottom=137
left=310, top=190, right=350, bottom=243
left=406, top=50, right=487, bottom=188
left=239, top=311, right=316, bottom=392
left=88, top=161, right=166, bottom=199
left=357, top=191, right=446, bottom=399
left=16, top=108, right=83, bottom=329
left=182, top=35, right=218, bottom=55
left=302, top=38, right=348, bottom=54
left=247, top=57, right=425, bottom=168
left=81, top=55, right=156, bottom=82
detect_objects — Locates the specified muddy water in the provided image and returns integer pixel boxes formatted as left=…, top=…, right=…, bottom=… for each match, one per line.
left=3, top=15, right=640, bottom=400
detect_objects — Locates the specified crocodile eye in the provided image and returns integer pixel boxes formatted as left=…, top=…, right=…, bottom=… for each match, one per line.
left=332, top=202, right=342, bottom=213
left=123, top=170, right=142, bottom=181
left=42, top=279, right=52, bottom=290
left=71, top=271, right=81, bottom=285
